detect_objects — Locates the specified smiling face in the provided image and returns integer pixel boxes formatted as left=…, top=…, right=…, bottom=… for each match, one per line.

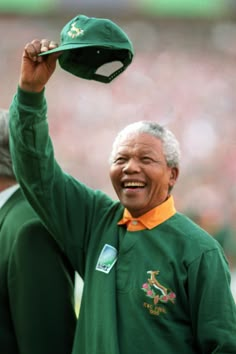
left=109, top=132, right=179, bottom=217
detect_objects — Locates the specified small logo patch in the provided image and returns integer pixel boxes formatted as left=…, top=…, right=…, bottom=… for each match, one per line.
left=96, top=244, right=118, bottom=274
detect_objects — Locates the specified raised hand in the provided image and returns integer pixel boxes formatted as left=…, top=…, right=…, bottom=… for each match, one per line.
left=19, top=39, right=61, bottom=93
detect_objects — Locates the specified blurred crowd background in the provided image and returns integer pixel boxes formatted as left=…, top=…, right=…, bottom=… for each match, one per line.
left=1, top=0, right=236, bottom=301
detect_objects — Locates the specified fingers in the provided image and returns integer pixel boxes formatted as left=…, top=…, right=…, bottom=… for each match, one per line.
left=40, top=38, right=58, bottom=52
left=24, top=39, right=59, bottom=62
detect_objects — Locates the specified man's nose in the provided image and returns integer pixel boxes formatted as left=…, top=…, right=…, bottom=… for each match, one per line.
left=123, top=158, right=141, bottom=173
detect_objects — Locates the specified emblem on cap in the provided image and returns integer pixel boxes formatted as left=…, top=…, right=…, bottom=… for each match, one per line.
left=68, top=22, right=84, bottom=38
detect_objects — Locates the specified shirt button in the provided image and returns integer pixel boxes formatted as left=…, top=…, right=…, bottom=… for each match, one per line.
left=131, top=220, right=138, bottom=225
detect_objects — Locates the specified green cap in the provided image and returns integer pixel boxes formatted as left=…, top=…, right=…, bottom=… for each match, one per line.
left=40, top=14, right=134, bottom=83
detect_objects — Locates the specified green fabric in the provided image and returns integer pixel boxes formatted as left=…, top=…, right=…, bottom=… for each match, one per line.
left=39, top=14, right=134, bottom=83
left=9, top=87, right=236, bottom=353
left=0, top=188, right=76, bottom=354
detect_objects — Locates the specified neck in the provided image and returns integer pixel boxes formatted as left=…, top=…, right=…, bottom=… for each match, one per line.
left=0, top=176, right=17, bottom=192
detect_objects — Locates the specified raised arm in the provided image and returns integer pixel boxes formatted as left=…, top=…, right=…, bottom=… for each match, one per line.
left=8, top=39, right=107, bottom=273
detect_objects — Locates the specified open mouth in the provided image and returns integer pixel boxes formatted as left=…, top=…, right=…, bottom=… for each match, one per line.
left=122, top=181, right=145, bottom=189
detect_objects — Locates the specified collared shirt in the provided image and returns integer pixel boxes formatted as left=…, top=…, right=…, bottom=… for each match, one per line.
left=117, top=195, right=176, bottom=231
left=0, top=184, right=19, bottom=209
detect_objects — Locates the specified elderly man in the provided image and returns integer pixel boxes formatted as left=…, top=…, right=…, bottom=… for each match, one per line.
left=9, top=38, right=236, bottom=354
left=0, top=109, right=76, bottom=354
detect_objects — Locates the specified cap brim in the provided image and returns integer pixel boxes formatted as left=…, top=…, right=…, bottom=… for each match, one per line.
left=39, top=42, right=134, bottom=56
left=39, top=43, right=97, bottom=56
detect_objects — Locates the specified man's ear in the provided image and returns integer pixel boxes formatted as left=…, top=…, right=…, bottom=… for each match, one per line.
left=170, top=167, right=179, bottom=184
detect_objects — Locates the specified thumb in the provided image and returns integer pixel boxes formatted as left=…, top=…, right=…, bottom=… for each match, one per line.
left=47, top=51, right=62, bottom=64
left=45, top=52, right=62, bottom=73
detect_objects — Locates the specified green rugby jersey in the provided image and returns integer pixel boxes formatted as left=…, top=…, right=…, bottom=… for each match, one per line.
left=9, top=87, right=236, bottom=354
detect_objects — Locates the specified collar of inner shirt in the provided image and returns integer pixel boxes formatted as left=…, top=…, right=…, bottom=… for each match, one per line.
left=117, top=195, right=176, bottom=231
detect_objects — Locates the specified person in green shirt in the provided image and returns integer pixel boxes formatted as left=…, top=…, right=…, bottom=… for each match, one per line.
left=9, top=38, right=236, bottom=354
left=0, top=108, right=77, bottom=354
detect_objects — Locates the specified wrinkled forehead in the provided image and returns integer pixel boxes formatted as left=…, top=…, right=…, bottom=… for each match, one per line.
left=113, top=132, right=162, bottom=153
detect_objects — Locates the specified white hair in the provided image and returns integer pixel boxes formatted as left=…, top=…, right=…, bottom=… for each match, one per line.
left=0, top=109, right=15, bottom=178
left=109, top=121, right=181, bottom=167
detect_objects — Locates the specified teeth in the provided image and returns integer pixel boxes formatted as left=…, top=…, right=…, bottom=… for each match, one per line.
left=124, top=182, right=145, bottom=187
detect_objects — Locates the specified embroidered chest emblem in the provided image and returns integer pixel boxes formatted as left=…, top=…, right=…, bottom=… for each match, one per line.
left=142, top=270, right=176, bottom=316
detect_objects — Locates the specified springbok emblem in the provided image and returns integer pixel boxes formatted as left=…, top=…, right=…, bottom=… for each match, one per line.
left=68, top=22, right=84, bottom=38
left=147, top=270, right=168, bottom=296
left=142, top=270, right=176, bottom=305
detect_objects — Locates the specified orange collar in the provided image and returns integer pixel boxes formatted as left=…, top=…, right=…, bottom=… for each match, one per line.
left=117, top=195, right=176, bottom=231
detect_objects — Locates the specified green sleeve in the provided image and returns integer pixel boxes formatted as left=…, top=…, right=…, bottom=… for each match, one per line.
left=8, top=87, right=114, bottom=275
left=9, top=87, right=83, bottom=253
left=188, top=248, right=236, bottom=352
